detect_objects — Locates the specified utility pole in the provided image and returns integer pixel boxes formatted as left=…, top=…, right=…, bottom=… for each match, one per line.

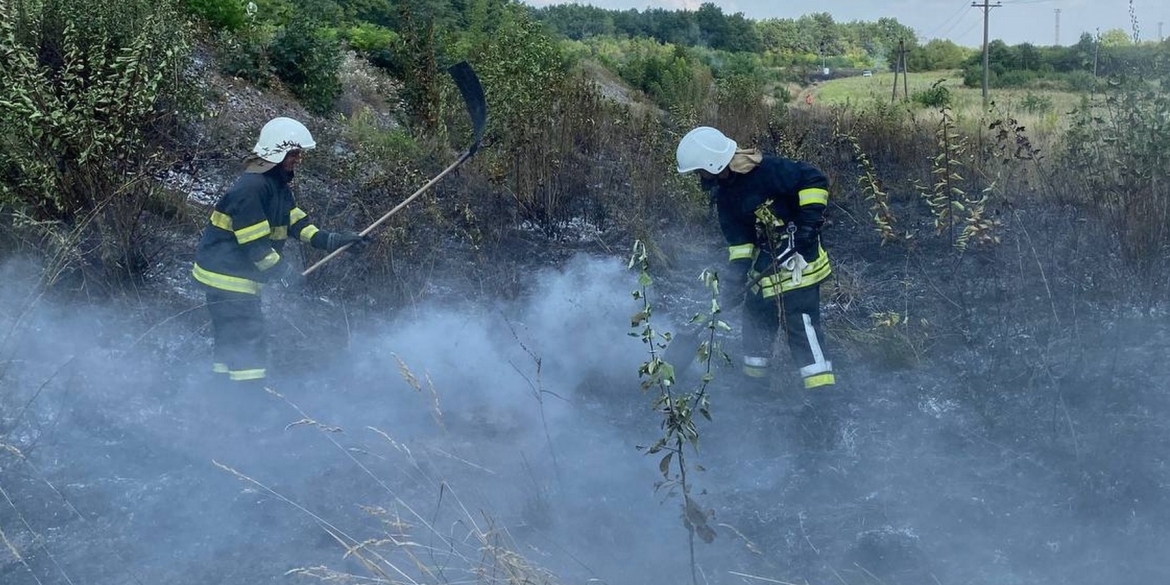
left=973, top=0, right=1002, bottom=109
left=1054, top=9, right=1061, bottom=46
left=1093, top=28, right=1100, bottom=78
left=891, top=40, right=909, bottom=104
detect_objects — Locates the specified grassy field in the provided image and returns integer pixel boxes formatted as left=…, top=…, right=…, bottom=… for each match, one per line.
left=801, top=70, right=1092, bottom=139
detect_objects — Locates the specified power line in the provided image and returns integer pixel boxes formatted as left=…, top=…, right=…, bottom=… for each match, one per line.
left=952, top=14, right=983, bottom=46
left=921, top=2, right=974, bottom=40
left=936, top=6, right=979, bottom=41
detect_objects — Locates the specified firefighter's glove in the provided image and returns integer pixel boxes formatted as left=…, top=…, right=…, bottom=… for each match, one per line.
left=326, top=231, right=367, bottom=254
left=794, top=225, right=819, bottom=260
left=780, top=253, right=809, bottom=286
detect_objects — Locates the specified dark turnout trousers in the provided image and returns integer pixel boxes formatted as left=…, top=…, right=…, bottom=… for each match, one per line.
left=742, top=283, right=835, bottom=389
left=206, top=290, right=267, bottom=381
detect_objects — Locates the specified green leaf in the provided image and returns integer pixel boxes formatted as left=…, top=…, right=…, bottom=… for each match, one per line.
left=630, top=311, right=648, bottom=327
left=659, top=453, right=673, bottom=477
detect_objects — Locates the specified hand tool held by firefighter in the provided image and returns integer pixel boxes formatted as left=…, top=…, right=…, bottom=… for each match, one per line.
left=663, top=222, right=799, bottom=370
left=302, top=61, right=487, bottom=277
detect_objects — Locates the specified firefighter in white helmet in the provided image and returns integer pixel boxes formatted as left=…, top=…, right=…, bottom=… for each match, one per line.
left=192, top=117, right=366, bottom=383
left=677, top=126, right=835, bottom=390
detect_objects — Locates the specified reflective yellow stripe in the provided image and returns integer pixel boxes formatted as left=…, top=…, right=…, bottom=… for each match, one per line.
left=192, top=263, right=261, bottom=294
left=255, top=250, right=280, bottom=271
left=211, top=211, right=232, bottom=231
left=743, top=365, right=769, bottom=379
left=299, top=224, right=320, bottom=244
left=757, top=248, right=831, bottom=297
left=728, top=243, right=755, bottom=261
left=804, top=372, right=836, bottom=388
left=212, top=362, right=229, bottom=374
left=229, top=368, right=266, bottom=381
left=290, top=207, right=307, bottom=225
left=234, top=219, right=271, bottom=244
left=799, top=188, right=829, bottom=206
left=270, top=226, right=288, bottom=241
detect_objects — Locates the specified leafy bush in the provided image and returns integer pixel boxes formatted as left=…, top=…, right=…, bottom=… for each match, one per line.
left=1063, top=70, right=1098, bottom=93
left=1060, top=48, right=1170, bottom=285
left=912, top=79, right=951, bottom=108
left=0, top=0, right=194, bottom=286
left=185, top=0, right=249, bottom=31
left=962, top=66, right=997, bottom=89
left=216, top=24, right=273, bottom=84
left=1020, top=92, right=1053, bottom=114
left=344, top=22, right=398, bottom=53
left=997, top=69, right=1035, bottom=88
left=269, top=17, right=342, bottom=114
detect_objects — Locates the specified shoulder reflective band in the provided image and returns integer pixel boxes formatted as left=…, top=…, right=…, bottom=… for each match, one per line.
left=728, top=243, right=755, bottom=261
left=798, top=188, right=829, bottom=206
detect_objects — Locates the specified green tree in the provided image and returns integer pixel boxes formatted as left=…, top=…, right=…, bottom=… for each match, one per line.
left=1099, top=28, right=1132, bottom=48
left=908, top=39, right=972, bottom=71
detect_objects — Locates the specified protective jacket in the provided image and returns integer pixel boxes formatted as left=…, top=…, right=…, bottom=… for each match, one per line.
left=192, top=165, right=332, bottom=294
left=714, top=153, right=835, bottom=390
left=713, top=154, right=831, bottom=297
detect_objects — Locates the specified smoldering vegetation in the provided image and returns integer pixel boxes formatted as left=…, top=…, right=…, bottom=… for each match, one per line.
left=4, top=207, right=1170, bottom=585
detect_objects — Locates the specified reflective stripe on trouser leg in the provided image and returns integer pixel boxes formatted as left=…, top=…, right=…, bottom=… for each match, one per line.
left=779, top=285, right=834, bottom=388
left=742, top=356, right=770, bottom=378
left=798, top=313, right=834, bottom=388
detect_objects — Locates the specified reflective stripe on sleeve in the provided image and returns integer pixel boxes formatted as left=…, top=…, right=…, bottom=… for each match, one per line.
left=233, top=219, right=272, bottom=244
left=211, top=211, right=232, bottom=231
left=728, top=243, right=755, bottom=261
left=299, top=224, right=320, bottom=244
left=798, top=188, right=829, bottom=206
left=290, top=207, right=308, bottom=225
left=255, top=251, right=280, bottom=271
left=270, top=226, right=288, bottom=241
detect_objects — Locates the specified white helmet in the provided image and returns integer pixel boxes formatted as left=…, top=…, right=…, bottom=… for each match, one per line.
left=676, top=126, right=737, bottom=174
left=252, top=117, right=316, bottom=163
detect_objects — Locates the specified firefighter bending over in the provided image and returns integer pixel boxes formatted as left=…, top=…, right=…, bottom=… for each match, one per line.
left=676, top=126, right=835, bottom=390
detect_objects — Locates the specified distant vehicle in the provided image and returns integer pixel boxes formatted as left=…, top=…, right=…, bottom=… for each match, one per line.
left=862, top=70, right=873, bottom=77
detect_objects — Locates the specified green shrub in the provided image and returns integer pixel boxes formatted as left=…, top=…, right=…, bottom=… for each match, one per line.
left=1063, top=70, right=1098, bottom=93
left=344, top=22, right=398, bottom=53
left=1020, top=92, right=1053, bottom=114
left=185, top=0, right=248, bottom=31
left=0, top=0, right=194, bottom=286
left=216, top=24, right=274, bottom=84
left=269, top=17, right=342, bottom=114
left=912, top=79, right=951, bottom=108
left=997, top=69, right=1035, bottom=88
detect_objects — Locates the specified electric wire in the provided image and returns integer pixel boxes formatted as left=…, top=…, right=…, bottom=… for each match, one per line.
left=921, top=2, right=975, bottom=40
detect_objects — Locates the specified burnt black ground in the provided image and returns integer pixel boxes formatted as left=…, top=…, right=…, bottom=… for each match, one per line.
left=3, top=191, right=1170, bottom=585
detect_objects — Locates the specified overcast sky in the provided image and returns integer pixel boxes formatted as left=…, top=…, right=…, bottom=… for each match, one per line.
left=522, top=0, right=1170, bottom=47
